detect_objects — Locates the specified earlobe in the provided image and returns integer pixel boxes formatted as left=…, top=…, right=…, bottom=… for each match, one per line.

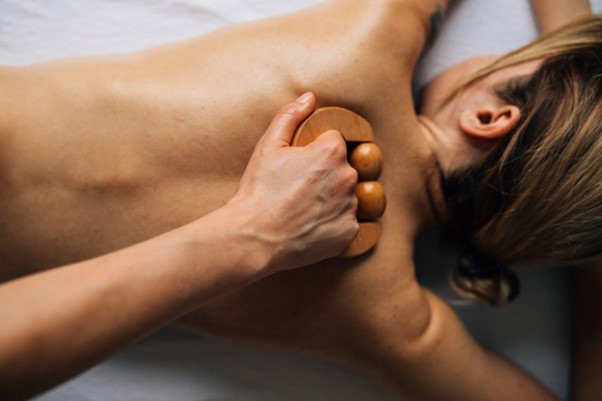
left=459, top=105, right=521, bottom=140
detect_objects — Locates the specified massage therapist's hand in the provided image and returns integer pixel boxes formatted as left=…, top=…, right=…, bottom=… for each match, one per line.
left=226, top=92, right=359, bottom=272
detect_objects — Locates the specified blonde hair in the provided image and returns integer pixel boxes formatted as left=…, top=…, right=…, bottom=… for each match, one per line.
left=443, top=16, right=602, bottom=305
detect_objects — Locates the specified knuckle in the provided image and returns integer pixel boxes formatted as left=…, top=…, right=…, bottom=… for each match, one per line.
left=344, top=220, right=360, bottom=242
left=350, top=196, right=359, bottom=214
left=325, top=129, right=343, bottom=140
left=345, top=167, right=359, bottom=187
left=351, top=220, right=360, bottom=236
left=278, top=103, right=302, bottom=117
left=320, top=132, right=347, bottom=158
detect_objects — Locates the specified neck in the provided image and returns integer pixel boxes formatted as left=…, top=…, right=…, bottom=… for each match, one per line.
left=374, top=113, right=446, bottom=238
left=414, top=116, right=450, bottom=227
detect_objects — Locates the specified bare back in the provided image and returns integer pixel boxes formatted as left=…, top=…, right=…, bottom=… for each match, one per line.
left=0, top=0, right=433, bottom=370
left=0, top=2, right=565, bottom=398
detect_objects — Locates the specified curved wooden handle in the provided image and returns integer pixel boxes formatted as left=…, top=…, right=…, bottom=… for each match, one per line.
left=292, top=107, right=375, bottom=145
left=292, top=107, right=384, bottom=258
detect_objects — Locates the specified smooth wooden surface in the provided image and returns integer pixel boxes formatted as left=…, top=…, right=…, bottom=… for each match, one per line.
left=349, top=143, right=383, bottom=181
left=355, top=181, right=386, bottom=221
left=338, top=222, right=382, bottom=258
left=291, top=107, right=375, bottom=146
left=292, top=107, right=384, bottom=258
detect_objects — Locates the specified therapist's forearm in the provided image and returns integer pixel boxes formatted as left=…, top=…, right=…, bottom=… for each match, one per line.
left=0, top=205, right=268, bottom=400
left=529, top=0, right=592, bottom=34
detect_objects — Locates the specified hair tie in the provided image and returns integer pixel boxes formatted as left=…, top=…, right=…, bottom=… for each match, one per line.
left=457, top=248, right=503, bottom=279
left=456, top=248, right=520, bottom=303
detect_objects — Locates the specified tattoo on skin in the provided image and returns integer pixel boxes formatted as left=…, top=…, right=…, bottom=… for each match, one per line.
left=428, top=3, right=445, bottom=46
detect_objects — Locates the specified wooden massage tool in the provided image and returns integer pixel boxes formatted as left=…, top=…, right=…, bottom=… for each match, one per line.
left=292, top=107, right=385, bottom=258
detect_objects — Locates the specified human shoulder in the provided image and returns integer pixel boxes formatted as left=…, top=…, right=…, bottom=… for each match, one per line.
left=372, top=0, right=448, bottom=53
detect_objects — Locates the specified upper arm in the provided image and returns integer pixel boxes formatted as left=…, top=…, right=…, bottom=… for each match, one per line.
left=529, top=0, right=593, bottom=35
left=379, top=290, right=558, bottom=400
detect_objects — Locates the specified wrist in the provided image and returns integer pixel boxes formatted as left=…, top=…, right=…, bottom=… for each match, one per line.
left=179, top=201, right=276, bottom=290
left=214, top=198, right=278, bottom=275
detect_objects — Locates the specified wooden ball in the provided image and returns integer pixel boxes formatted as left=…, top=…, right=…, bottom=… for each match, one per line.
left=355, top=181, right=386, bottom=221
left=349, top=143, right=383, bottom=181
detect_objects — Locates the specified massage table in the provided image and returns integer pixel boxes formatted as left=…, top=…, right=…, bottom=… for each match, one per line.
left=2, top=1, right=600, bottom=399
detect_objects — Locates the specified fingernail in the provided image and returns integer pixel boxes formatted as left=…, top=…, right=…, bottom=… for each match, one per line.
left=296, top=92, right=313, bottom=105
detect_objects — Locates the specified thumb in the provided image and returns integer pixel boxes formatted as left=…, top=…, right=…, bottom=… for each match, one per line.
left=262, top=92, right=316, bottom=148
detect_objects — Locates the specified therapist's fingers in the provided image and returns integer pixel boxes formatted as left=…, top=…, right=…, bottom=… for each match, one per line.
left=261, top=92, right=316, bottom=148
left=230, top=94, right=361, bottom=271
left=307, top=129, right=349, bottom=167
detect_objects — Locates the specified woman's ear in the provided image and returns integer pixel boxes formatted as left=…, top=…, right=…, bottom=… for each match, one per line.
left=459, top=105, right=521, bottom=140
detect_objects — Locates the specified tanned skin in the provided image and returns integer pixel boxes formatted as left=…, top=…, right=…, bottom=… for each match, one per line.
left=1, top=0, right=590, bottom=399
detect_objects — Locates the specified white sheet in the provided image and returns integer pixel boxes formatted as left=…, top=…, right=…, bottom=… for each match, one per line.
left=1, top=0, right=597, bottom=400
left=0, top=0, right=320, bottom=66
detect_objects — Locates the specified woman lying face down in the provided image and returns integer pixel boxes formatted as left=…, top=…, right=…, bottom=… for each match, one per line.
left=179, top=12, right=601, bottom=401
left=0, top=0, right=599, bottom=399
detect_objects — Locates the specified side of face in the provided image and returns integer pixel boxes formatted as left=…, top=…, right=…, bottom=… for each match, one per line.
left=419, top=54, right=500, bottom=119
left=419, top=56, right=539, bottom=174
